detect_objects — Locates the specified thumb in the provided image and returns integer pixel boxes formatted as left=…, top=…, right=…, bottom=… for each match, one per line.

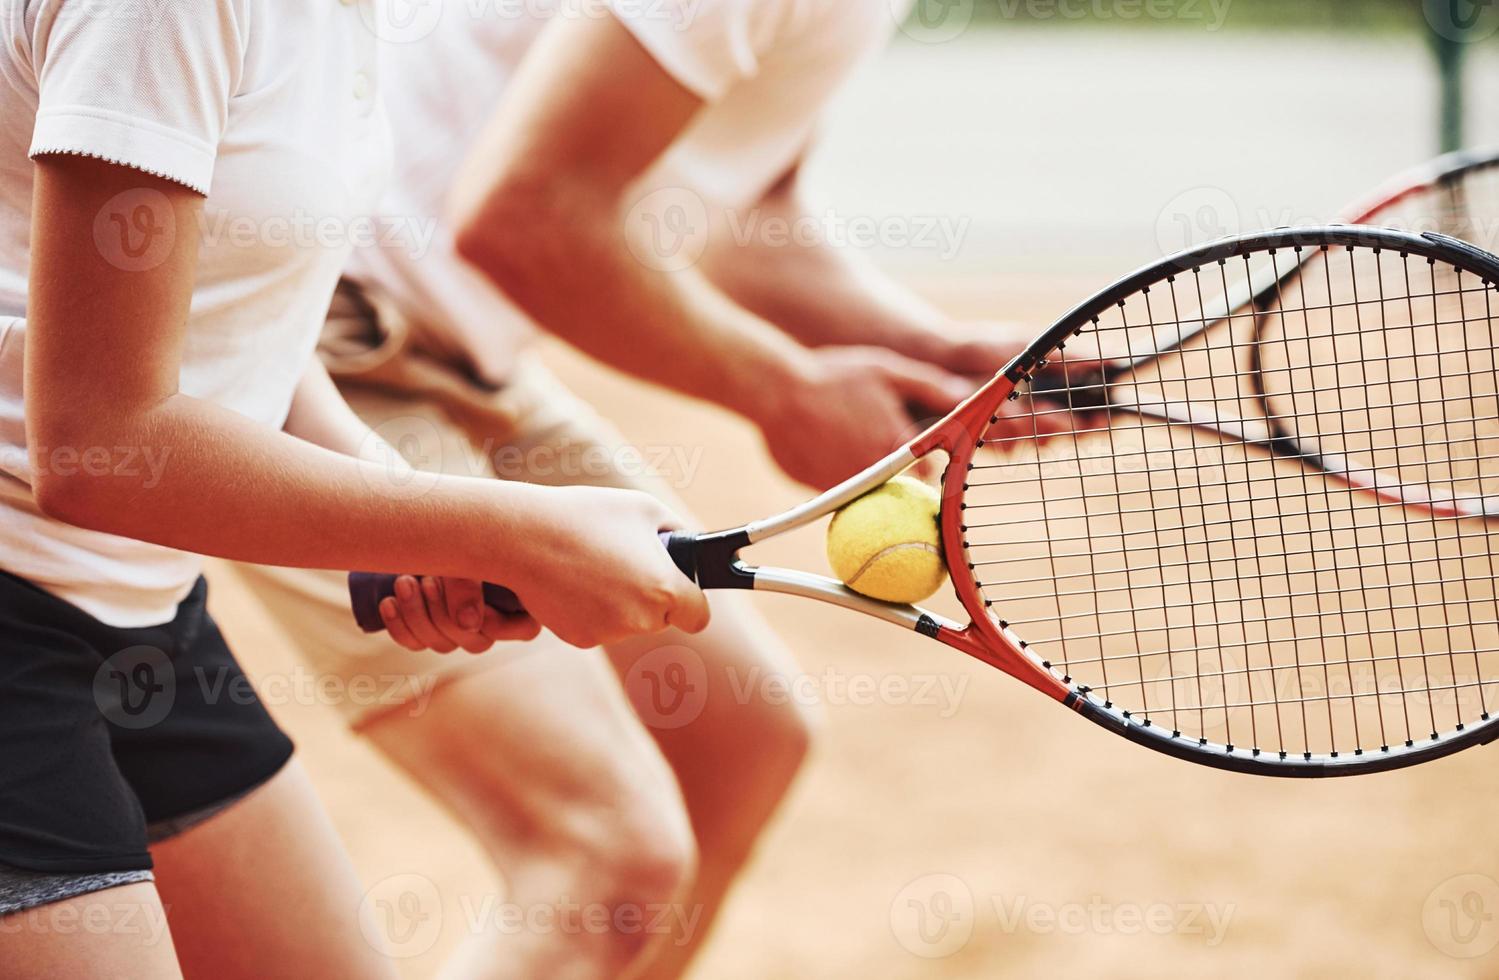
left=440, top=577, right=487, bottom=631
left=666, top=580, right=711, bottom=635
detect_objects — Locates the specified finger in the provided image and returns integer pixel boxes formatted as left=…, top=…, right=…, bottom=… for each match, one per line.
left=946, top=337, right=1019, bottom=377
left=442, top=577, right=486, bottom=632
left=395, top=575, right=457, bottom=654
left=421, top=577, right=489, bottom=653
left=480, top=606, right=541, bottom=647
left=876, top=354, right=974, bottom=413
left=379, top=597, right=426, bottom=652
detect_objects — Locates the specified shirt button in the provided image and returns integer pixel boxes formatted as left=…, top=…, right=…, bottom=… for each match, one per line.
left=353, top=72, right=371, bottom=100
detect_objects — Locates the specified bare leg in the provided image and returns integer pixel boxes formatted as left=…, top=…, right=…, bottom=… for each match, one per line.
left=604, top=592, right=815, bottom=979
left=362, top=643, right=697, bottom=980
left=0, top=883, right=183, bottom=980
left=152, top=760, right=399, bottom=980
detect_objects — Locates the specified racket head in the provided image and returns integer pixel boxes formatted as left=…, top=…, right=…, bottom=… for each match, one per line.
left=933, top=226, right=1499, bottom=775
left=1344, top=145, right=1499, bottom=236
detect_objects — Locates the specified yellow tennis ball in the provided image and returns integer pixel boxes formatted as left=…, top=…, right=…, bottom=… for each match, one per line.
left=826, top=476, right=948, bottom=604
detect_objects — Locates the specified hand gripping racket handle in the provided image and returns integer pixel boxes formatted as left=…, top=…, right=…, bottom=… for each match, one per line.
left=348, top=532, right=700, bottom=634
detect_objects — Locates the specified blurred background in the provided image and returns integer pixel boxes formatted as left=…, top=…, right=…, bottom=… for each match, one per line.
left=211, top=2, right=1499, bottom=977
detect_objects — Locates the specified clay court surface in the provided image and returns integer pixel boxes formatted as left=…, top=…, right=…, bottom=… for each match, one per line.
left=206, top=28, right=1499, bottom=979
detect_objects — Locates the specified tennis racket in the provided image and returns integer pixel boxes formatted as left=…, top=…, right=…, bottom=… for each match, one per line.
left=352, top=223, right=1499, bottom=777
left=1340, top=144, right=1499, bottom=245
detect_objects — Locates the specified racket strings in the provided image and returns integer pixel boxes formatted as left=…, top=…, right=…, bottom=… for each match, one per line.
left=975, top=423, right=1499, bottom=477
left=984, top=351, right=1499, bottom=416
left=1263, top=254, right=1499, bottom=494
left=983, top=301, right=1499, bottom=501
left=963, top=243, right=1499, bottom=759
left=983, top=562, right=1491, bottom=609
left=963, top=489, right=1497, bottom=535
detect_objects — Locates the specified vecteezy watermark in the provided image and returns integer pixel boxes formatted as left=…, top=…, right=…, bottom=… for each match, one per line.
left=94, top=646, right=177, bottom=731
left=1424, top=0, right=1499, bottom=44
left=726, top=666, right=970, bottom=719
left=360, top=0, right=704, bottom=45
left=623, top=645, right=710, bottom=730
left=94, top=189, right=177, bottom=273
left=1133, top=655, right=1496, bottom=749
left=361, top=874, right=445, bottom=959
left=895, top=0, right=977, bottom=44
left=1152, top=186, right=1420, bottom=256
left=187, top=665, right=442, bottom=718
left=1155, top=185, right=1243, bottom=254
left=0, top=443, right=174, bottom=491
left=356, top=413, right=707, bottom=499
left=1151, top=184, right=1499, bottom=258
left=991, top=893, right=1234, bottom=944
left=895, top=0, right=1234, bottom=44
left=93, top=654, right=443, bottom=729
left=1424, top=873, right=1499, bottom=958
left=890, top=874, right=978, bottom=958
left=623, top=186, right=972, bottom=272
left=358, top=873, right=704, bottom=960
left=623, top=652, right=971, bottom=730
left=624, top=187, right=712, bottom=273
left=488, top=441, right=705, bottom=490
left=0, top=897, right=172, bottom=946
left=459, top=895, right=704, bottom=948
left=195, top=209, right=439, bottom=262
left=891, top=874, right=1235, bottom=957
left=722, top=208, right=970, bottom=263
left=91, top=190, right=440, bottom=273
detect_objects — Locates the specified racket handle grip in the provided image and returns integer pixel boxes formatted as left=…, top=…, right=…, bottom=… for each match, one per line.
left=349, top=575, right=524, bottom=632
left=349, top=531, right=698, bottom=634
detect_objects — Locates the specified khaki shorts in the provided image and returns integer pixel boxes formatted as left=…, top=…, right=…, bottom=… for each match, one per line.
left=233, top=282, right=674, bottom=726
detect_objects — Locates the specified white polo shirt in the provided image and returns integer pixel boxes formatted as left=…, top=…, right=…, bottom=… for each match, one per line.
left=348, top=0, right=901, bottom=385
left=0, top=0, right=390, bottom=626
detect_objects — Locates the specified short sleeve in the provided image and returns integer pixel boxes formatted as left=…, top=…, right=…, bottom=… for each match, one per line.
left=27, top=0, right=246, bottom=195
left=605, top=0, right=795, bottom=101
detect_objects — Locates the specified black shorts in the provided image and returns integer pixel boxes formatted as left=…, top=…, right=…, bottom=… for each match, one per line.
left=0, top=571, right=294, bottom=873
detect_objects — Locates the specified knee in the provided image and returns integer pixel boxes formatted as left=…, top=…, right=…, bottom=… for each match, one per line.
left=474, top=784, right=698, bottom=970
left=552, top=795, right=696, bottom=965
left=589, top=801, right=698, bottom=912
left=511, top=761, right=697, bottom=915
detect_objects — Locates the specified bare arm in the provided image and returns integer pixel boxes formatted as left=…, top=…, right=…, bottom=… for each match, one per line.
left=449, top=14, right=811, bottom=419
left=281, top=358, right=380, bottom=461
left=27, top=155, right=706, bottom=647
left=700, top=166, right=1041, bottom=380
left=448, top=14, right=975, bottom=489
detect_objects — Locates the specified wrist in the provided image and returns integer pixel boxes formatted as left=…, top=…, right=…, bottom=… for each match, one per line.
left=428, top=477, right=548, bottom=585
left=731, top=341, right=821, bottom=431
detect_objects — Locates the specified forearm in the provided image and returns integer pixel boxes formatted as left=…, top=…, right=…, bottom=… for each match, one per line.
left=282, top=356, right=386, bottom=461
left=702, top=188, right=953, bottom=362
left=24, top=155, right=602, bottom=622
left=455, top=180, right=815, bottom=423
left=36, top=390, right=544, bottom=584
left=728, top=245, right=948, bottom=356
